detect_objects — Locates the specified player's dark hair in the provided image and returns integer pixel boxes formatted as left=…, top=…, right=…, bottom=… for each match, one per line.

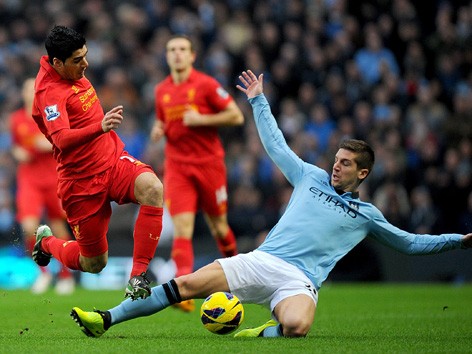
left=167, top=34, right=195, bottom=52
left=45, top=25, right=86, bottom=64
left=339, top=139, right=375, bottom=181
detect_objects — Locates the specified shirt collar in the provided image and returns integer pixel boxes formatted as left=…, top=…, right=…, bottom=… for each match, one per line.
left=334, top=186, right=359, bottom=199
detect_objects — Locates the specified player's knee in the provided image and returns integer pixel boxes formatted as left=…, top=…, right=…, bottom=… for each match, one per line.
left=81, top=258, right=107, bottom=273
left=281, top=318, right=311, bottom=337
left=136, top=178, right=163, bottom=206
left=174, top=274, right=198, bottom=299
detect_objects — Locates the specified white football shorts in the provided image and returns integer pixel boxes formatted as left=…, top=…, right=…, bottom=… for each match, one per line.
left=217, top=250, right=318, bottom=313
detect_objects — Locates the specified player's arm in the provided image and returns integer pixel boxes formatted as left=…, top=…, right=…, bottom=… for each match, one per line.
left=237, top=70, right=305, bottom=185
left=34, top=134, right=53, bottom=152
left=11, top=144, right=31, bottom=163
left=11, top=137, right=51, bottom=162
left=150, top=119, right=165, bottom=143
left=368, top=211, right=465, bottom=254
left=51, top=105, right=123, bottom=151
left=183, top=101, right=244, bottom=127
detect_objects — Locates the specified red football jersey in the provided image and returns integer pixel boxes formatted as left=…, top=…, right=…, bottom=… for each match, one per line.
left=32, top=56, right=124, bottom=179
left=154, top=68, right=233, bottom=163
left=10, top=107, right=58, bottom=182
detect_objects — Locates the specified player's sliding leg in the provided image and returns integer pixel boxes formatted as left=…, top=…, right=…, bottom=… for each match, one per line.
left=234, top=319, right=282, bottom=337
left=71, top=279, right=182, bottom=337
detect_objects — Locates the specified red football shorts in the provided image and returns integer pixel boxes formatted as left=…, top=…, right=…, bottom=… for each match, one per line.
left=164, top=158, right=228, bottom=216
left=57, top=152, right=155, bottom=257
left=16, top=172, right=65, bottom=222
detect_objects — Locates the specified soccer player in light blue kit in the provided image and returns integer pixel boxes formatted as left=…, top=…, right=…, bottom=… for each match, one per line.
left=71, top=70, right=472, bottom=338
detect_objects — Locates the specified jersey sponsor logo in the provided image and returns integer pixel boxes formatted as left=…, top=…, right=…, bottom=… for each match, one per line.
left=309, top=186, right=358, bottom=218
left=349, top=201, right=359, bottom=211
left=79, top=87, right=99, bottom=111
left=82, top=93, right=99, bottom=111
left=79, top=87, right=95, bottom=103
left=44, top=104, right=60, bottom=121
left=164, top=104, right=188, bottom=121
left=216, top=87, right=229, bottom=99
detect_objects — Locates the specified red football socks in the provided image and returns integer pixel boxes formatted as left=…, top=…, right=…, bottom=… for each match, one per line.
left=41, top=236, right=82, bottom=271
left=172, top=237, right=194, bottom=277
left=131, top=205, right=163, bottom=277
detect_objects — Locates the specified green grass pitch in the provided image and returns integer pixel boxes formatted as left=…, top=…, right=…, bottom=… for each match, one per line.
left=2, top=283, right=472, bottom=353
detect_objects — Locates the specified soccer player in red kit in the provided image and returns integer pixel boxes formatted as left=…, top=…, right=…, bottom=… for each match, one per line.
left=150, top=35, right=244, bottom=311
left=10, top=78, right=75, bottom=295
left=31, top=25, right=164, bottom=300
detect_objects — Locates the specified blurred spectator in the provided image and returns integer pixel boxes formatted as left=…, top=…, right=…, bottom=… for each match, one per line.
left=97, top=66, right=141, bottom=114
left=354, top=25, right=400, bottom=86
left=459, top=191, right=472, bottom=234
left=304, top=102, right=336, bottom=153
left=443, top=82, right=472, bottom=142
left=371, top=84, right=401, bottom=128
left=409, top=185, right=439, bottom=233
left=278, top=98, right=305, bottom=143
left=116, top=113, right=148, bottom=161
left=352, top=100, right=374, bottom=141
left=405, top=81, right=449, bottom=139
left=227, top=184, right=277, bottom=244
left=373, top=180, right=411, bottom=230
left=0, top=171, right=14, bottom=237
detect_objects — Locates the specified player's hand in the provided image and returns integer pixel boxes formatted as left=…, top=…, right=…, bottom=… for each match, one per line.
left=461, top=233, right=472, bottom=249
left=102, top=105, right=123, bottom=132
left=150, top=121, right=164, bottom=142
left=11, top=145, right=31, bottom=163
left=183, top=107, right=201, bottom=126
left=236, top=70, right=263, bottom=99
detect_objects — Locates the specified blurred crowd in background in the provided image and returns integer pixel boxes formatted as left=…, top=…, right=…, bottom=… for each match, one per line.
left=0, top=0, right=471, bottom=253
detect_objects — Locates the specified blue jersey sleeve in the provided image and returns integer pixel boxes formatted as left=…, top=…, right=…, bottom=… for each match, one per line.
left=249, top=94, right=306, bottom=186
left=368, top=206, right=463, bottom=254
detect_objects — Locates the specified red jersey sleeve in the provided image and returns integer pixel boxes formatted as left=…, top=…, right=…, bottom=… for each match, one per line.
left=201, top=76, right=233, bottom=113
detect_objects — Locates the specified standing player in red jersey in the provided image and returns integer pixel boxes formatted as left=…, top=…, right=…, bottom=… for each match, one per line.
left=150, top=35, right=244, bottom=312
left=10, top=78, right=75, bottom=295
left=31, top=25, right=164, bottom=300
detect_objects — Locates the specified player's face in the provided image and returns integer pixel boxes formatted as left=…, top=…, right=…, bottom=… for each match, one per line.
left=54, top=45, right=88, bottom=81
left=331, top=148, right=368, bottom=193
left=166, top=38, right=196, bottom=72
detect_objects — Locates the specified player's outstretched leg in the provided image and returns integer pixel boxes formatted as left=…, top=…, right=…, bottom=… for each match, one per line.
left=234, top=319, right=279, bottom=337
left=70, top=307, right=111, bottom=338
left=32, top=225, right=53, bottom=266
left=124, top=272, right=151, bottom=300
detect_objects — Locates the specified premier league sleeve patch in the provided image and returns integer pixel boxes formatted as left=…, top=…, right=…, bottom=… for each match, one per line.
left=45, top=104, right=61, bottom=121
left=216, top=87, right=229, bottom=99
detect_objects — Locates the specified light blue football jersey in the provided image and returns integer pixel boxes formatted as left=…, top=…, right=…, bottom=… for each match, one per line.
left=250, top=94, right=463, bottom=290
